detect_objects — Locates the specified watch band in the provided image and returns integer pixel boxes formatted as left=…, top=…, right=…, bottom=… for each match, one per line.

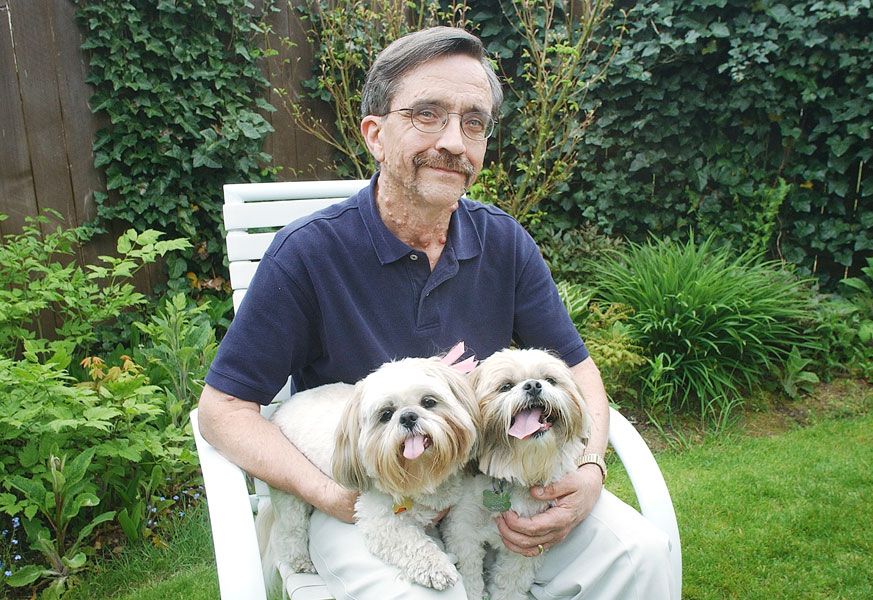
left=579, top=453, right=608, bottom=483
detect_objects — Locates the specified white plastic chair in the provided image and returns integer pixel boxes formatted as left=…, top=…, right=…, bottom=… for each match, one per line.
left=191, top=180, right=682, bottom=599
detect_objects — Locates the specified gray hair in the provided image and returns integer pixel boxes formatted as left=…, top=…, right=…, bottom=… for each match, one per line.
left=360, top=26, right=503, bottom=119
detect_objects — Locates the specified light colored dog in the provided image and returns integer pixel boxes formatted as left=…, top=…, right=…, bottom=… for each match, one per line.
left=256, top=355, right=480, bottom=596
left=442, top=348, right=591, bottom=600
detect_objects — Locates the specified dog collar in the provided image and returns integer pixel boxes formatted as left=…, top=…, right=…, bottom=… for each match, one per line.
left=392, top=497, right=414, bottom=514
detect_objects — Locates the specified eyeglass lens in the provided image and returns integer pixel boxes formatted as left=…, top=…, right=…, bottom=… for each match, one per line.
left=409, top=104, right=494, bottom=140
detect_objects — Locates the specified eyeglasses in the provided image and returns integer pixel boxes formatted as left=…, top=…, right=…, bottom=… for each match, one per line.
left=385, top=103, right=496, bottom=141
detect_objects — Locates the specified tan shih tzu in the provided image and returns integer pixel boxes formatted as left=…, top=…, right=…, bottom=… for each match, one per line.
left=256, top=352, right=480, bottom=596
left=441, top=348, right=591, bottom=600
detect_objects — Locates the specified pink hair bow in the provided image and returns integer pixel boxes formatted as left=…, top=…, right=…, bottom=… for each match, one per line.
left=440, top=341, right=478, bottom=374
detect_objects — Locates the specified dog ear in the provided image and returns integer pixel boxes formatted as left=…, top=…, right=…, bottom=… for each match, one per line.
left=567, top=371, right=593, bottom=446
left=331, top=384, right=370, bottom=491
left=433, top=361, right=481, bottom=459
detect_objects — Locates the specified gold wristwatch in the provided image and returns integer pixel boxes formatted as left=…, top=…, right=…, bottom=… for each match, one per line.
left=579, top=453, right=607, bottom=483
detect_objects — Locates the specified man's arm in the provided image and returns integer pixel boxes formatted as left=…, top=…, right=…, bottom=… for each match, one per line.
left=197, top=383, right=358, bottom=523
left=494, top=356, right=608, bottom=556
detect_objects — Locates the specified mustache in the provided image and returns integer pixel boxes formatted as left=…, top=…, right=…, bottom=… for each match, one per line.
left=413, top=152, right=475, bottom=182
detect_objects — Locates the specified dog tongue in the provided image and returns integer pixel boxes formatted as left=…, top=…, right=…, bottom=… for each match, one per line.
left=508, top=408, right=544, bottom=439
left=403, top=434, right=427, bottom=460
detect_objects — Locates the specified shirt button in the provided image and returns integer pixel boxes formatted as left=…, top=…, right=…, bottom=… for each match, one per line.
left=410, top=254, right=419, bottom=261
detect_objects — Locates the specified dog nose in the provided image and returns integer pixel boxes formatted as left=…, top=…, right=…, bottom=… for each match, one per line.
left=523, top=380, right=542, bottom=397
left=399, top=411, right=419, bottom=429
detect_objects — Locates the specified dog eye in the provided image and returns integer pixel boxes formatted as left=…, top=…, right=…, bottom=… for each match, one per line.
left=499, top=382, right=513, bottom=393
left=379, top=408, right=394, bottom=423
left=421, top=395, right=437, bottom=409
left=545, top=377, right=556, bottom=385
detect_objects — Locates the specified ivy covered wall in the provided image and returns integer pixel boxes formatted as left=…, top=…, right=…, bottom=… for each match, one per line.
left=559, top=0, right=872, bottom=288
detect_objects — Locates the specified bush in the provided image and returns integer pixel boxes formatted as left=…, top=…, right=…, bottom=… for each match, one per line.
left=529, top=217, right=625, bottom=286
left=807, top=257, right=873, bottom=380
left=568, top=0, right=872, bottom=290
left=0, top=218, right=209, bottom=594
left=76, top=0, right=276, bottom=288
left=589, top=236, right=815, bottom=421
left=556, top=281, right=646, bottom=403
left=0, top=212, right=190, bottom=359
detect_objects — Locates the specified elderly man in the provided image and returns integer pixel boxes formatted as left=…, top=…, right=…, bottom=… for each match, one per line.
left=198, top=26, right=673, bottom=599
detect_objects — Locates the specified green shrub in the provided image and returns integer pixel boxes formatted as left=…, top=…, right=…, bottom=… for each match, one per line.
left=568, top=0, right=872, bottom=290
left=807, top=257, right=873, bottom=380
left=530, top=218, right=625, bottom=285
left=0, top=348, right=197, bottom=594
left=556, top=281, right=646, bottom=403
left=76, top=0, right=276, bottom=288
left=589, top=235, right=815, bottom=421
left=0, top=218, right=210, bottom=594
left=0, top=213, right=190, bottom=358
left=134, top=294, right=219, bottom=428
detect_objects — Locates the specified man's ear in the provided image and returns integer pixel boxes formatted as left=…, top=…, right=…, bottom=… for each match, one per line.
left=360, top=116, right=385, bottom=163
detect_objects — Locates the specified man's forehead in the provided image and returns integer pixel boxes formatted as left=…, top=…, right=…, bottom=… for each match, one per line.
left=392, top=55, right=492, bottom=111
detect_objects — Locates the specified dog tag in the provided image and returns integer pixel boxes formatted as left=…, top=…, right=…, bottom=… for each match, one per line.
left=483, top=489, right=511, bottom=513
left=393, top=497, right=413, bottom=514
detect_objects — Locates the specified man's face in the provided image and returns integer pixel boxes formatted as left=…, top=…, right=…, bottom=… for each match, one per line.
left=362, top=54, right=493, bottom=208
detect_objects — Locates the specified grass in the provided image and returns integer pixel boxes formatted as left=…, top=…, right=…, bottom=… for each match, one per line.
left=58, top=382, right=871, bottom=599
left=61, top=506, right=218, bottom=600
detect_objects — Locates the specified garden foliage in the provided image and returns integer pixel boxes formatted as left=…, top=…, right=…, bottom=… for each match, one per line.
left=589, top=236, right=815, bottom=420
left=565, top=0, right=872, bottom=289
left=0, top=217, right=214, bottom=594
left=75, top=0, right=276, bottom=290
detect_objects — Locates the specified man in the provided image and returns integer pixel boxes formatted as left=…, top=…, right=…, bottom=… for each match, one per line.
left=199, top=26, right=673, bottom=599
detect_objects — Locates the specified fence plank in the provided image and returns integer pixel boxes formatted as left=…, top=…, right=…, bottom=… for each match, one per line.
left=10, top=0, right=75, bottom=229
left=0, top=0, right=39, bottom=236
left=263, top=4, right=335, bottom=179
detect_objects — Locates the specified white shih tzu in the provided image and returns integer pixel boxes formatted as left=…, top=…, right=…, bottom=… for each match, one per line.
left=441, top=348, right=591, bottom=600
left=256, top=352, right=480, bottom=596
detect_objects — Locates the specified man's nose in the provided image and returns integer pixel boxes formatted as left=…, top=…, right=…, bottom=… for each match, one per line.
left=434, top=114, right=467, bottom=154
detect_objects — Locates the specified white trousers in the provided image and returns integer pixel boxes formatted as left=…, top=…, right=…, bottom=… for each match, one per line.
left=304, top=489, right=675, bottom=600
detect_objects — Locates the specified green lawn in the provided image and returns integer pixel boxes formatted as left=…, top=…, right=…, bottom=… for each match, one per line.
left=69, top=408, right=872, bottom=599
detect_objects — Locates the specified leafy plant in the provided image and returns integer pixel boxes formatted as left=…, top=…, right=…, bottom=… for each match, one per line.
left=779, top=346, right=820, bottom=400
left=2, top=450, right=114, bottom=595
left=469, top=0, right=620, bottom=221
left=568, top=0, right=872, bottom=290
left=590, top=235, right=815, bottom=422
left=0, top=347, right=198, bottom=592
left=134, top=294, right=219, bottom=428
left=807, top=257, right=873, bottom=379
left=0, top=212, right=190, bottom=358
left=529, top=217, right=625, bottom=285
left=75, top=0, right=276, bottom=288
left=556, top=281, right=645, bottom=403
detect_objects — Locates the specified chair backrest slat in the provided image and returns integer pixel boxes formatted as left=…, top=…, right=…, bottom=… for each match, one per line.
left=223, top=180, right=369, bottom=314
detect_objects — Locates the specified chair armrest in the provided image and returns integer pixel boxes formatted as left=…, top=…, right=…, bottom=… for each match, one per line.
left=191, top=408, right=268, bottom=600
left=608, top=407, right=682, bottom=599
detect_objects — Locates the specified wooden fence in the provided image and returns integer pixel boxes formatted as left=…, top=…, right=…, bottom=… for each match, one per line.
left=0, top=0, right=332, bottom=289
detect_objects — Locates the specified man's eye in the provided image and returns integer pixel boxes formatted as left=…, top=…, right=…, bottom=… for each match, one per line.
left=379, top=408, right=394, bottom=423
left=464, top=115, right=485, bottom=130
left=414, top=106, right=442, bottom=122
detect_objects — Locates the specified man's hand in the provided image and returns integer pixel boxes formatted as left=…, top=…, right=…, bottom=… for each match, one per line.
left=320, top=482, right=359, bottom=524
left=495, top=465, right=603, bottom=557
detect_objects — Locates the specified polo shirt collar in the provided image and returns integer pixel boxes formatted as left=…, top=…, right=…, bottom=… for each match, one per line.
left=360, top=172, right=483, bottom=265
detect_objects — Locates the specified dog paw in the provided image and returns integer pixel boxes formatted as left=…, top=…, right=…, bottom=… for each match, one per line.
left=290, top=557, right=316, bottom=574
left=409, top=557, right=459, bottom=590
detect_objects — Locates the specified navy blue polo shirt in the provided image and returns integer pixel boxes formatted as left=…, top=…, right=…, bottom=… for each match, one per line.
left=206, top=175, right=588, bottom=405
